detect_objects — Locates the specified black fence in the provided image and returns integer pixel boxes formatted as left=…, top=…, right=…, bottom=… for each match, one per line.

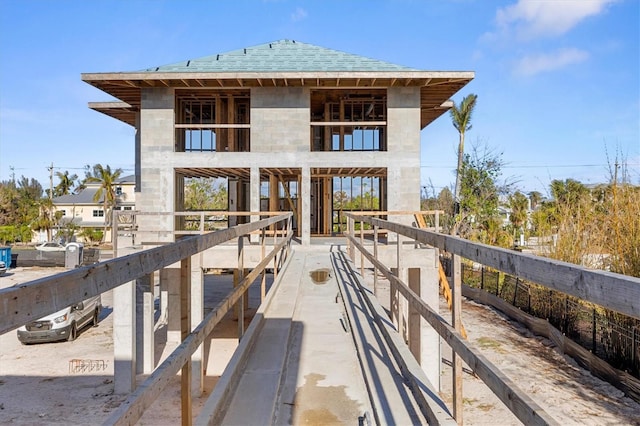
left=461, top=263, right=640, bottom=378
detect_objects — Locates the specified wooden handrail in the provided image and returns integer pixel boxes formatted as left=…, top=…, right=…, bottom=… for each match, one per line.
left=346, top=213, right=640, bottom=320
left=0, top=213, right=293, bottom=335
left=344, top=229, right=556, bottom=426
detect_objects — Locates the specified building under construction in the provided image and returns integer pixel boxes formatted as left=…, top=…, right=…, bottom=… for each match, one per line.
left=82, top=39, right=473, bottom=243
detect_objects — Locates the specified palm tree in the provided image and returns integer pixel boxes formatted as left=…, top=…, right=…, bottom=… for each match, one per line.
left=528, top=191, right=543, bottom=210
left=54, top=170, right=78, bottom=196
left=450, top=93, right=478, bottom=234
left=32, top=197, right=56, bottom=241
left=86, top=164, right=123, bottom=241
left=509, top=191, right=529, bottom=241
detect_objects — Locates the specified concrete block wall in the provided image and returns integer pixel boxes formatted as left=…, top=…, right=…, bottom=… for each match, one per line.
left=251, top=87, right=310, bottom=153
left=138, top=88, right=176, bottom=241
left=135, top=85, right=423, bottom=244
left=386, top=87, right=421, bottom=222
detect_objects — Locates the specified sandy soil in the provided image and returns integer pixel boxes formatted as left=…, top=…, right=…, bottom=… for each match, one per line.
left=438, top=299, right=640, bottom=425
left=0, top=266, right=639, bottom=425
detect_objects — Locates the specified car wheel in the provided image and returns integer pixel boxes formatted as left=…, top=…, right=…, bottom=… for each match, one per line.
left=92, top=308, right=99, bottom=327
left=67, top=322, right=77, bottom=341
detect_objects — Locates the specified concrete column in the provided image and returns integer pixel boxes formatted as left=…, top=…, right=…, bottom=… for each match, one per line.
left=159, top=268, right=169, bottom=326
left=137, top=87, right=175, bottom=240
left=386, top=87, right=421, bottom=231
left=134, top=112, right=141, bottom=193
left=228, top=178, right=238, bottom=227
left=408, top=266, right=440, bottom=389
left=301, top=167, right=310, bottom=245
left=135, top=273, right=154, bottom=374
left=161, top=267, right=182, bottom=343
left=143, top=273, right=155, bottom=373
left=250, top=167, right=260, bottom=243
left=191, top=254, right=204, bottom=396
left=113, top=280, right=136, bottom=394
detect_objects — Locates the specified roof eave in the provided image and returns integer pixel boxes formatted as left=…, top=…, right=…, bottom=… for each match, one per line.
left=82, top=70, right=474, bottom=81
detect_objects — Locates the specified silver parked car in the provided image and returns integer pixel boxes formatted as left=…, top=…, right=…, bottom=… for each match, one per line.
left=35, top=242, right=67, bottom=252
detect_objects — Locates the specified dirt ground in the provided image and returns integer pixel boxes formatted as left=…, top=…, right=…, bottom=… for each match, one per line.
left=0, top=266, right=639, bottom=425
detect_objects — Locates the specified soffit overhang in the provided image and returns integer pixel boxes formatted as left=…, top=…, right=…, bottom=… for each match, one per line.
left=83, top=71, right=474, bottom=128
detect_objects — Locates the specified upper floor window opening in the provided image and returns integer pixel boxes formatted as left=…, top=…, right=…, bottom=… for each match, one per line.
left=310, top=89, right=387, bottom=152
left=175, top=90, right=250, bottom=153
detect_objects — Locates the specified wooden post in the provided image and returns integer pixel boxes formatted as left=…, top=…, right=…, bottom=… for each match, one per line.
left=112, top=210, right=118, bottom=256
left=180, top=256, right=192, bottom=426
left=238, top=236, right=244, bottom=340
left=360, top=220, right=364, bottom=277
left=592, top=308, right=597, bottom=353
left=392, top=232, right=401, bottom=329
left=452, top=253, right=463, bottom=424
left=435, top=211, right=440, bottom=233
left=373, top=225, right=378, bottom=297
left=261, top=227, right=266, bottom=302
left=273, top=219, right=279, bottom=280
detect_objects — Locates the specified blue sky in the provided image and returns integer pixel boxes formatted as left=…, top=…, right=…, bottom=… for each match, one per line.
left=1, top=0, right=638, bottom=197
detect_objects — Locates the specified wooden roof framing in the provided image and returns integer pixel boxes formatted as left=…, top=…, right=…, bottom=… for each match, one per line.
left=175, top=167, right=387, bottom=180
left=83, top=71, right=474, bottom=128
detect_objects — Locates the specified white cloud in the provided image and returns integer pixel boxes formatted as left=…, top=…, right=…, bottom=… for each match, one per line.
left=291, top=7, right=308, bottom=22
left=514, top=48, right=589, bottom=76
left=496, top=0, right=618, bottom=40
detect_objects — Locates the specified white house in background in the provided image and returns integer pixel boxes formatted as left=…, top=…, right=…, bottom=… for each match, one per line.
left=52, top=175, right=136, bottom=241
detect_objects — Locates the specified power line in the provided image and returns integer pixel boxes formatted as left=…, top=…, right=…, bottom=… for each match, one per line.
left=421, top=163, right=640, bottom=169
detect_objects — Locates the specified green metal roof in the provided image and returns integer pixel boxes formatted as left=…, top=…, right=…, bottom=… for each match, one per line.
left=142, top=39, right=419, bottom=73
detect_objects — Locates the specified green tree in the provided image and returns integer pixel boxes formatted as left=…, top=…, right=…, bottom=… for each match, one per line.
left=184, top=178, right=228, bottom=210
left=80, top=228, right=103, bottom=245
left=457, top=143, right=513, bottom=246
left=0, top=180, right=20, bottom=226
left=54, top=170, right=78, bottom=196
left=450, top=93, right=478, bottom=234
left=421, top=184, right=455, bottom=232
left=86, top=164, right=123, bottom=241
left=333, top=191, right=348, bottom=210
left=550, top=179, right=588, bottom=205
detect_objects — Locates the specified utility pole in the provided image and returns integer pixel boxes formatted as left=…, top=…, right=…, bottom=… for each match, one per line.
left=48, top=162, right=54, bottom=201
left=9, top=166, right=15, bottom=183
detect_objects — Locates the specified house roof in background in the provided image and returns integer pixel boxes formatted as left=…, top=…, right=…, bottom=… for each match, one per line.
left=53, top=188, right=101, bottom=204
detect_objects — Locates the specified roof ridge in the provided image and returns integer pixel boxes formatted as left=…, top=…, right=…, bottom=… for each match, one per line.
left=140, top=40, right=419, bottom=73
